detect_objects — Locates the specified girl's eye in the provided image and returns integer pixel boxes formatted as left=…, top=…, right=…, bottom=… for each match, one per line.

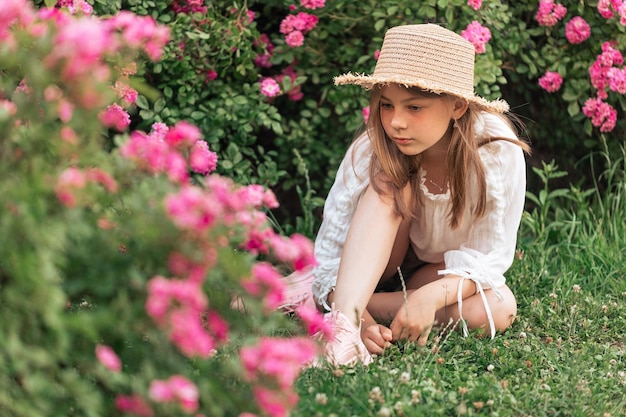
left=380, top=102, right=393, bottom=110
left=408, top=105, right=422, bottom=111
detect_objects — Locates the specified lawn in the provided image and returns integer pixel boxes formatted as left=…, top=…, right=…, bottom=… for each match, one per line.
left=291, top=162, right=626, bottom=417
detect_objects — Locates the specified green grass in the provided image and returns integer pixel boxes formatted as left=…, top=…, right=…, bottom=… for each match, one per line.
left=290, top=159, right=626, bottom=417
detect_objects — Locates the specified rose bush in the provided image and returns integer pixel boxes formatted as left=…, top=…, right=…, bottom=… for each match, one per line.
left=38, top=0, right=624, bottom=235
left=1, top=2, right=327, bottom=416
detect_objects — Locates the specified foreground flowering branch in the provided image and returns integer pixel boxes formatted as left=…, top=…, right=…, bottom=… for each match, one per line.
left=0, top=2, right=325, bottom=416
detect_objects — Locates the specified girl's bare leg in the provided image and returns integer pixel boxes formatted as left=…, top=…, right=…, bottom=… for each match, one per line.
left=367, top=262, right=517, bottom=334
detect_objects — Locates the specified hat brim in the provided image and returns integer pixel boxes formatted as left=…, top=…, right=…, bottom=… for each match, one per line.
left=334, top=72, right=510, bottom=113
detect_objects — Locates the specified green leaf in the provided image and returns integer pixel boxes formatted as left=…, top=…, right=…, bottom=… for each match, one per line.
left=135, top=95, right=150, bottom=110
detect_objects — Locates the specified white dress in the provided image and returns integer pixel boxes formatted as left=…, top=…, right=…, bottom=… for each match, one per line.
left=310, top=112, right=527, bottom=337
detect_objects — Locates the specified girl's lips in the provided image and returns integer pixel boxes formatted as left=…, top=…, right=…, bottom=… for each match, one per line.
left=392, top=137, right=412, bottom=145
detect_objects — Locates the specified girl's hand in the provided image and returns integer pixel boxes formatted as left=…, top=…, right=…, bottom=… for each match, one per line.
left=389, top=293, right=438, bottom=346
left=361, top=323, right=393, bottom=355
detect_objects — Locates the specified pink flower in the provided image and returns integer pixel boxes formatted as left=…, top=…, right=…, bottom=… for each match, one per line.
left=582, top=97, right=618, bottom=132
left=565, top=17, right=591, bottom=44
left=280, top=12, right=318, bottom=34
left=260, top=78, right=280, bottom=97
left=99, top=103, right=131, bottom=131
left=538, top=71, right=563, bottom=92
left=535, top=0, right=567, bottom=27
left=205, top=69, right=218, bottom=81
left=300, top=0, right=325, bottom=9
left=189, top=140, right=218, bottom=175
left=597, top=0, right=623, bottom=19
left=608, top=67, right=626, bottom=93
left=589, top=41, right=624, bottom=98
left=115, top=395, right=153, bottom=417
left=467, top=0, right=482, bottom=10
left=362, top=106, right=370, bottom=122
left=242, top=262, right=286, bottom=310
left=86, top=168, right=118, bottom=193
left=296, top=304, right=333, bottom=341
left=252, top=386, right=296, bottom=417
left=55, top=167, right=86, bottom=207
left=149, top=375, right=199, bottom=413
left=114, top=81, right=138, bottom=105
left=95, top=344, right=122, bottom=372
left=240, top=337, right=318, bottom=388
left=285, top=30, right=304, bottom=47
left=461, top=21, right=491, bottom=54
left=164, top=186, right=219, bottom=232
left=374, top=50, right=380, bottom=60
left=165, top=120, right=202, bottom=147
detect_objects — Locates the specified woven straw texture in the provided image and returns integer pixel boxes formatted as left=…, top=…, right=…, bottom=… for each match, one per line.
left=334, top=24, right=509, bottom=113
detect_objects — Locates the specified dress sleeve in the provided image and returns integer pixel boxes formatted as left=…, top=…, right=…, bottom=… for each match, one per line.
left=438, top=136, right=526, bottom=337
left=312, top=133, right=372, bottom=310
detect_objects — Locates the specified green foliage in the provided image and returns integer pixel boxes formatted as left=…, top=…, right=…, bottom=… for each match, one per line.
left=76, top=0, right=626, bottom=236
left=1, top=5, right=315, bottom=416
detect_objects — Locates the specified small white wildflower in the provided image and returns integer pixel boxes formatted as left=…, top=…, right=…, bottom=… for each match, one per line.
left=315, top=393, right=328, bottom=405
left=609, top=359, right=617, bottom=366
left=399, top=371, right=411, bottom=383
left=369, top=386, right=384, bottom=403
left=572, top=284, right=581, bottom=293
left=486, top=399, right=494, bottom=406
left=519, top=331, right=527, bottom=339
left=486, top=364, right=495, bottom=372
left=378, top=406, right=392, bottom=417
left=549, top=292, right=558, bottom=299
left=410, top=389, right=421, bottom=404
left=602, top=304, right=608, bottom=313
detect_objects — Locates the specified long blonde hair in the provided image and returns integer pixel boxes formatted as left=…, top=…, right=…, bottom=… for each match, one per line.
left=365, top=86, right=530, bottom=229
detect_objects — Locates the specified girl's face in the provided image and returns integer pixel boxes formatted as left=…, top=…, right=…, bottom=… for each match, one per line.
left=378, top=84, right=465, bottom=158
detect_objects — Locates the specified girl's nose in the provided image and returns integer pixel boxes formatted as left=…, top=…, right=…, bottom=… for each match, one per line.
left=390, top=112, right=407, bottom=130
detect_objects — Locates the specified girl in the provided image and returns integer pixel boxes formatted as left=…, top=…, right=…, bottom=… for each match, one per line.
left=281, top=24, right=530, bottom=366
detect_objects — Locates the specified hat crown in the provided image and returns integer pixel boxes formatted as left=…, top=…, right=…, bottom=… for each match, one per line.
left=373, top=24, right=476, bottom=97
left=333, top=24, right=510, bottom=113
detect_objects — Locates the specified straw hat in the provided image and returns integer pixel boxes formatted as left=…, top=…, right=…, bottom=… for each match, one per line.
left=334, top=24, right=509, bottom=113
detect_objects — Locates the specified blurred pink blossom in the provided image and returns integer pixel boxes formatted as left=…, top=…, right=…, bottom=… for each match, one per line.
left=461, top=21, right=491, bottom=54
left=95, top=344, right=122, bottom=372
left=99, top=103, right=131, bottom=131
left=260, top=78, right=280, bottom=97
left=164, top=186, right=219, bottom=232
left=165, top=120, right=202, bottom=147
left=252, top=387, right=297, bottom=417
left=149, top=375, right=199, bottom=413
left=538, top=71, right=563, bottom=92
left=205, top=69, right=218, bottom=81
left=607, top=67, right=626, bottom=93
left=242, top=262, right=286, bottom=310
left=362, top=106, right=370, bottom=122
left=240, top=337, right=318, bottom=389
left=189, top=140, right=218, bottom=175
left=597, top=0, right=623, bottom=19
left=296, top=304, right=333, bottom=340
left=535, top=0, right=567, bottom=27
left=565, top=17, right=591, bottom=44
left=467, top=0, right=482, bottom=10
left=285, top=30, right=304, bottom=47
left=300, top=0, right=325, bottom=9
left=115, top=395, right=153, bottom=417
left=114, top=81, right=138, bottom=105
left=172, top=0, right=207, bottom=15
